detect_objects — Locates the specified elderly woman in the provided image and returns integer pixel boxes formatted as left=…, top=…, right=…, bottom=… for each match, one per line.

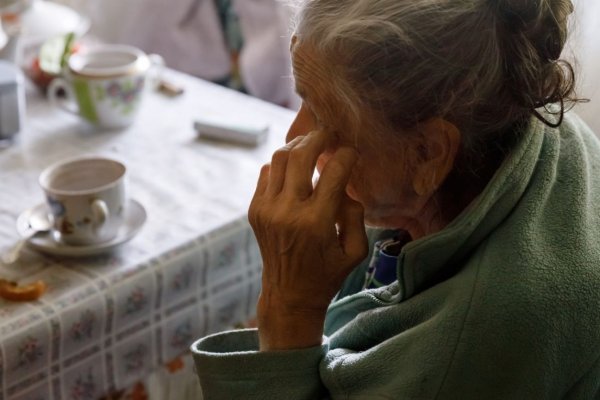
left=192, top=0, right=600, bottom=398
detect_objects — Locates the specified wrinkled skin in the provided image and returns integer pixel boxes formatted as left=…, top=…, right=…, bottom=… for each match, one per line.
left=249, top=38, right=461, bottom=350
left=249, top=130, right=369, bottom=350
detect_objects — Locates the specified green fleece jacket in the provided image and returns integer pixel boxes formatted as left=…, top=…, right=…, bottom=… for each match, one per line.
left=191, top=114, right=600, bottom=399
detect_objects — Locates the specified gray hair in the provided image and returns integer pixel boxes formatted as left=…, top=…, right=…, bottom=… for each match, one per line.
left=290, top=0, right=580, bottom=140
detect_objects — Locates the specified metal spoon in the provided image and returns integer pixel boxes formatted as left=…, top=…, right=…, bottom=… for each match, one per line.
left=2, top=211, right=52, bottom=264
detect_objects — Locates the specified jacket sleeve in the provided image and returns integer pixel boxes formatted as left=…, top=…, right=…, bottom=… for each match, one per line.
left=191, top=329, right=329, bottom=400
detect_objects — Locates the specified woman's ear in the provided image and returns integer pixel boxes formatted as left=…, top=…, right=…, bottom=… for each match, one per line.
left=412, top=118, right=461, bottom=197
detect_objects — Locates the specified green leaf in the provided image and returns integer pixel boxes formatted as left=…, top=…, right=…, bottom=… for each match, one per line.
left=39, top=32, right=76, bottom=75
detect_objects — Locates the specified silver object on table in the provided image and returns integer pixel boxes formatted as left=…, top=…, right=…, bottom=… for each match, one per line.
left=2, top=208, right=51, bottom=264
left=0, top=60, right=25, bottom=147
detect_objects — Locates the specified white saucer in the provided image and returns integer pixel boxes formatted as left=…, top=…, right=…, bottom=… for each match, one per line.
left=16, top=199, right=146, bottom=257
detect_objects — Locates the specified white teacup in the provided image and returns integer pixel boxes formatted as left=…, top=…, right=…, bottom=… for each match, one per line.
left=47, top=45, right=163, bottom=129
left=39, top=157, right=127, bottom=246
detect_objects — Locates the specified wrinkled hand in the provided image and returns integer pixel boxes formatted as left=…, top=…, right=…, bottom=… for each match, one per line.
left=249, top=131, right=368, bottom=350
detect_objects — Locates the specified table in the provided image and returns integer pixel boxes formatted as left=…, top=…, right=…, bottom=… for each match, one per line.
left=0, top=69, right=295, bottom=399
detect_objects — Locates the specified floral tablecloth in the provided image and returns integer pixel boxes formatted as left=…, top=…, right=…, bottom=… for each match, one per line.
left=0, top=69, right=294, bottom=399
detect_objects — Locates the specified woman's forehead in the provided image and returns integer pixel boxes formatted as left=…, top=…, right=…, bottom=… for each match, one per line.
left=291, top=43, right=332, bottom=103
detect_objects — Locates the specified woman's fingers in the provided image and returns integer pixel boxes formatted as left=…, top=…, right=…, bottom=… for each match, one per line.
left=254, top=163, right=271, bottom=197
left=266, top=135, right=305, bottom=196
left=284, top=131, right=334, bottom=197
left=314, top=147, right=359, bottom=215
left=265, top=131, right=335, bottom=198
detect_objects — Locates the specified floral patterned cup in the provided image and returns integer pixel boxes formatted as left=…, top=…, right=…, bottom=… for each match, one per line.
left=39, top=157, right=127, bottom=246
left=47, top=45, right=163, bottom=129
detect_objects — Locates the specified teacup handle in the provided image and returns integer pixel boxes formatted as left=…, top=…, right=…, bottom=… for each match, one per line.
left=48, top=77, right=80, bottom=116
left=91, top=199, right=109, bottom=231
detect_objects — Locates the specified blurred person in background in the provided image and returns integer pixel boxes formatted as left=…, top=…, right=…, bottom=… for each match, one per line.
left=56, top=0, right=300, bottom=108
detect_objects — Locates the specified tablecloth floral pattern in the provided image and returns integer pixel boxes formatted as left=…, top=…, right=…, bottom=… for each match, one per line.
left=0, top=69, right=293, bottom=399
left=1, top=212, right=263, bottom=400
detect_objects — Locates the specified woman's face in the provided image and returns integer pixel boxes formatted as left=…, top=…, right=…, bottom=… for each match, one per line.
left=287, top=40, right=419, bottom=228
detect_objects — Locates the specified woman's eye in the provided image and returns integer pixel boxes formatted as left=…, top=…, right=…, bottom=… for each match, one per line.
left=305, top=103, right=327, bottom=129
left=313, top=113, right=326, bottom=128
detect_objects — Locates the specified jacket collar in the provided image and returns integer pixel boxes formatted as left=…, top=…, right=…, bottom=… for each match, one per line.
left=389, top=118, right=546, bottom=301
